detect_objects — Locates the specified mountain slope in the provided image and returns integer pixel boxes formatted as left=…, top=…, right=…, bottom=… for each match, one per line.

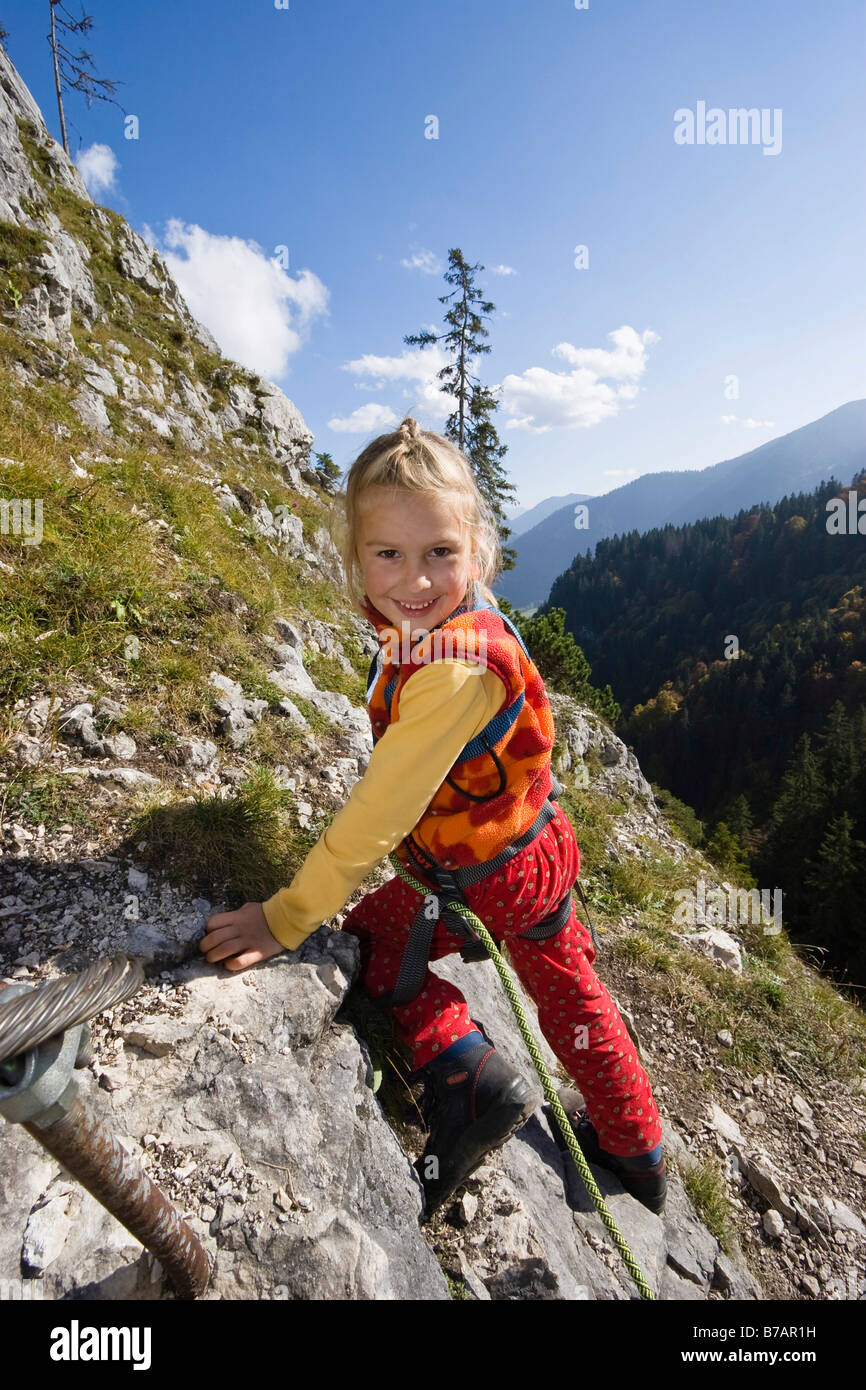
left=507, top=492, right=593, bottom=538
left=496, top=402, right=866, bottom=609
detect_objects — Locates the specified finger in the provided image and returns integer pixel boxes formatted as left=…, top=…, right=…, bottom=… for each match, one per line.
left=205, top=913, right=239, bottom=929
left=223, top=949, right=264, bottom=972
left=199, top=923, right=243, bottom=950
left=203, top=936, right=247, bottom=964
left=199, top=932, right=227, bottom=952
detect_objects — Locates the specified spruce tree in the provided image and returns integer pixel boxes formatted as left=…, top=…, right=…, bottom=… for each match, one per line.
left=818, top=701, right=859, bottom=811
left=704, top=822, right=754, bottom=884
left=404, top=248, right=517, bottom=567
left=466, top=379, right=518, bottom=570
left=756, top=732, right=827, bottom=920
left=48, top=2, right=125, bottom=157
left=803, top=812, right=866, bottom=978
left=499, top=602, right=620, bottom=724
left=724, top=793, right=753, bottom=843
left=312, top=451, right=341, bottom=491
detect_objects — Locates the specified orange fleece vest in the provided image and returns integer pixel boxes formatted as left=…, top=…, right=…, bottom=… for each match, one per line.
left=362, top=591, right=556, bottom=872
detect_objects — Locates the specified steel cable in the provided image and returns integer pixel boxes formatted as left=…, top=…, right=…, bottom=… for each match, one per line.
left=0, top=956, right=144, bottom=1063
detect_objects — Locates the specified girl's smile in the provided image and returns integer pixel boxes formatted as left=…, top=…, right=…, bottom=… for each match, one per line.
left=392, top=596, right=439, bottom=613
left=356, top=487, right=479, bottom=633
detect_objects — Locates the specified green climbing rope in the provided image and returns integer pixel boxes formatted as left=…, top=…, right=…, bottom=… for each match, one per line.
left=388, top=852, right=657, bottom=1302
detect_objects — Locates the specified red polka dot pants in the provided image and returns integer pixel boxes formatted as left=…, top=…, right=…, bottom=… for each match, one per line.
left=341, top=803, right=664, bottom=1158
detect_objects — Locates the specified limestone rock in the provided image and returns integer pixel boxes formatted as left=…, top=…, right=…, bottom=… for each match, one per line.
left=708, top=1103, right=745, bottom=1147
left=22, top=1191, right=75, bottom=1272
left=683, top=929, right=743, bottom=973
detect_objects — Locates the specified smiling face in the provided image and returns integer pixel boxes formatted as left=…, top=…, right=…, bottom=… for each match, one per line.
left=356, top=485, right=480, bottom=633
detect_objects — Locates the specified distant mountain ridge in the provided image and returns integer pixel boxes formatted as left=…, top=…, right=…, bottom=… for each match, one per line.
left=506, top=492, right=593, bottom=538
left=495, top=401, right=866, bottom=608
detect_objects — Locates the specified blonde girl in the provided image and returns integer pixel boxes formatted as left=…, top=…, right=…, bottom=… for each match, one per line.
left=200, top=417, right=666, bottom=1217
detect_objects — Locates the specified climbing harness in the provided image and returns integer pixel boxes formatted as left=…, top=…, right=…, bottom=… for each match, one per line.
left=387, top=849, right=658, bottom=1301
left=365, top=595, right=602, bottom=1004
left=384, top=774, right=600, bottom=1008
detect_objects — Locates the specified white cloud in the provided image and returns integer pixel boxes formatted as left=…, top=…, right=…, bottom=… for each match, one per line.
left=334, top=341, right=456, bottom=429
left=721, top=415, right=775, bottom=429
left=328, top=403, right=401, bottom=433
left=146, top=219, right=329, bottom=378
left=603, top=468, right=640, bottom=479
left=334, top=325, right=657, bottom=439
left=490, top=264, right=517, bottom=276
left=343, top=342, right=449, bottom=384
left=500, top=326, right=659, bottom=433
left=550, top=326, right=660, bottom=380
left=75, top=143, right=119, bottom=195
left=400, top=249, right=442, bottom=274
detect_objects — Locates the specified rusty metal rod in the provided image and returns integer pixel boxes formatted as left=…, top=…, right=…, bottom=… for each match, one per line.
left=25, top=1092, right=211, bottom=1300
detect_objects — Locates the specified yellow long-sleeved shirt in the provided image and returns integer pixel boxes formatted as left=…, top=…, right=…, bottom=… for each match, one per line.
left=261, top=660, right=507, bottom=950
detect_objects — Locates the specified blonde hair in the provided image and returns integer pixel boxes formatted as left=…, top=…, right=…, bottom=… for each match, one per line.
left=328, top=416, right=502, bottom=616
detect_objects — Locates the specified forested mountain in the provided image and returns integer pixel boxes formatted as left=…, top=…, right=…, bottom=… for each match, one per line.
left=541, top=475, right=866, bottom=985
left=549, top=476, right=866, bottom=718
left=495, top=400, right=866, bottom=609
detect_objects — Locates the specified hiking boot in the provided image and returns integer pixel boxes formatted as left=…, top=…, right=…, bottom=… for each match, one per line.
left=414, top=1037, right=540, bottom=1220
left=557, top=1098, right=667, bottom=1216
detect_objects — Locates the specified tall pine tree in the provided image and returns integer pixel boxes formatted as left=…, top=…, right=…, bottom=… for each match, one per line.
left=756, top=732, right=828, bottom=923
left=48, top=2, right=125, bottom=157
left=404, top=248, right=517, bottom=568
left=803, top=812, right=866, bottom=980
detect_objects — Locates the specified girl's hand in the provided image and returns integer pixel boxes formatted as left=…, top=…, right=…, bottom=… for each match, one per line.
left=198, top=902, right=284, bottom=971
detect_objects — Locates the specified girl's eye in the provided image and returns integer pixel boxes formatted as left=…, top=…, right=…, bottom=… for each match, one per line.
left=376, top=547, right=452, bottom=559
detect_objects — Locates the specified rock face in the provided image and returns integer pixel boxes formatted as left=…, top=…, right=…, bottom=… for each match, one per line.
left=0, top=45, right=314, bottom=480
left=1, top=931, right=449, bottom=1300
left=0, top=882, right=758, bottom=1303
left=0, top=743, right=764, bottom=1306
left=430, top=953, right=761, bottom=1301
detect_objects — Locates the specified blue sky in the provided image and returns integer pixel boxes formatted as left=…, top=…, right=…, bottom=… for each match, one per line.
left=4, top=0, right=865, bottom=513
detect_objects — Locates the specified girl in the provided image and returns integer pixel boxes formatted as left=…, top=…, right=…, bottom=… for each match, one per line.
left=199, top=417, right=667, bottom=1218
